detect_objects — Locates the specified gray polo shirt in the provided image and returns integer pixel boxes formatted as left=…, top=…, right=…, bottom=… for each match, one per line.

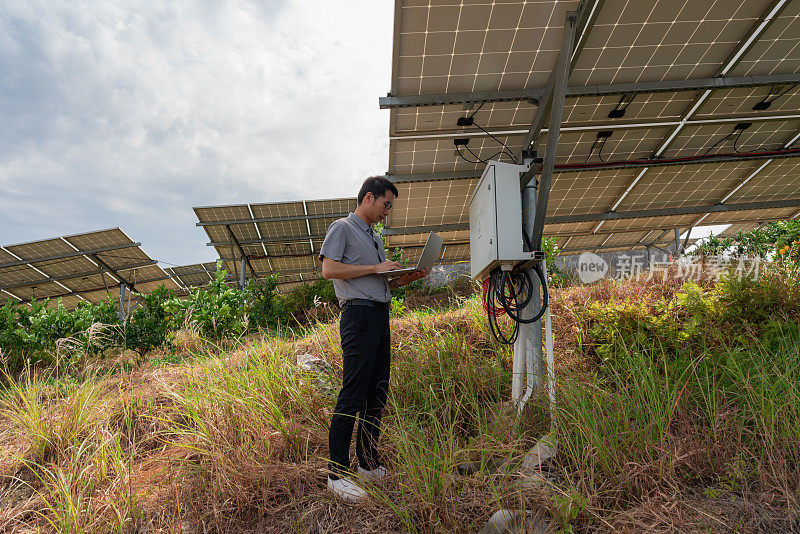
left=319, top=212, right=391, bottom=305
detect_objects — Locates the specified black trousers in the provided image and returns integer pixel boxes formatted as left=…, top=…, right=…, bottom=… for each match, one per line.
left=328, top=304, right=391, bottom=477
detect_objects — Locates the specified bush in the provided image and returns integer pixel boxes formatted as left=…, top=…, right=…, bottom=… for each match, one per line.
left=245, top=276, right=289, bottom=329
left=166, top=269, right=247, bottom=338
left=124, top=285, right=174, bottom=357
left=0, top=298, right=120, bottom=373
left=281, top=278, right=336, bottom=322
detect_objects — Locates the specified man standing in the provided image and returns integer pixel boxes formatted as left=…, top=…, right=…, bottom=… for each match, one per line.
left=319, top=176, right=428, bottom=502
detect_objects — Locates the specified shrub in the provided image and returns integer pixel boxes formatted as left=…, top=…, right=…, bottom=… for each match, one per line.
left=124, top=285, right=174, bottom=357
left=166, top=269, right=246, bottom=338
left=281, top=278, right=336, bottom=322
left=0, top=298, right=120, bottom=373
left=245, top=276, right=289, bottom=329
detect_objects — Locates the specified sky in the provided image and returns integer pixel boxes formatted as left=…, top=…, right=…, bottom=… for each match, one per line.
left=0, top=0, right=394, bottom=267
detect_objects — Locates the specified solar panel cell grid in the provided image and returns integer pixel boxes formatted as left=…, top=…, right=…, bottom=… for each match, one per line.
left=728, top=158, right=800, bottom=202
left=0, top=263, right=47, bottom=287
left=563, top=91, right=696, bottom=124
left=569, top=0, right=768, bottom=85
left=263, top=241, right=313, bottom=257
left=308, top=217, right=340, bottom=236
left=5, top=238, right=75, bottom=261
left=64, top=228, right=132, bottom=251
left=551, top=126, right=673, bottom=164
left=703, top=206, right=799, bottom=225
left=33, top=256, right=98, bottom=279
left=547, top=168, right=634, bottom=217
left=730, top=0, right=800, bottom=77
left=391, top=178, right=477, bottom=228
left=394, top=1, right=578, bottom=96
left=305, top=198, right=356, bottom=215
left=695, top=86, right=800, bottom=117
left=251, top=201, right=305, bottom=219
left=663, top=119, right=800, bottom=158
left=195, top=205, right=252, bottom=224
left=615, top=161, right=761, bottom=211
left=390, top=135, right=524, bottom=174
left=256, top=219, right=308, bottom=240
left=392, top=101, right=537, bottom=135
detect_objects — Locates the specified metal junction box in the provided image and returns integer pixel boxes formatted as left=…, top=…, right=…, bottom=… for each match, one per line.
left=469, top=160, right=537, bottom=280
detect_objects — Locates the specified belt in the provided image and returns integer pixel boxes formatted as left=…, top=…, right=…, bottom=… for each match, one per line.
left=343, top=298, right=390, bottom=310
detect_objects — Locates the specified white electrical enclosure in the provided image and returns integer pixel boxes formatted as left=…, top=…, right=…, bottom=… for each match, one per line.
left=469, top=160, right=537, bottom=280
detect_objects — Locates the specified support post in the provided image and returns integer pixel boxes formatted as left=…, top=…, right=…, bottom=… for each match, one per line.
left=530, top=11, right=576, bottom=249
left=515, top=175, right=544, bottom=409
left=674, top=228, right=681, bottom=258
left=118, top=283, right=125, bottom=322
left=240, top=257, right=247, bottom=289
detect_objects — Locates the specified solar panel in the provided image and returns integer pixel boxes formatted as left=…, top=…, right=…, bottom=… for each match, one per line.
left=381, top=0, right=800, bottom=266
left=194, top=198, right=357, bottom=283
left=165, top=262, right=218, bottom=288
left=0, top=228, right=180, bottom=308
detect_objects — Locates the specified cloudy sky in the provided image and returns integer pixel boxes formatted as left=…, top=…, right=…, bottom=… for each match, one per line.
left=0, top=0, right=394, bottom=266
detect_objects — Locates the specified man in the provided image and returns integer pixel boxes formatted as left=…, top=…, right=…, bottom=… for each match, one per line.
left=319, top=175, right=428, bottom=502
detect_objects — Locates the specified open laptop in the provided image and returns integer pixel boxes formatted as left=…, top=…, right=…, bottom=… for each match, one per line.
left=381, top=232, right=443, bottom=277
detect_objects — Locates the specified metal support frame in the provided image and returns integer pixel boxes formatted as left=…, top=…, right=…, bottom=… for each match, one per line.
left=0, top=260, right=157, bottom=292
left=384, top=198, right=799, bottom=237
left=529, top=10, right=577, bottom=250
left=208, top=234, right=327, bottom=247
left=89, top=253, right=134, bottom=291
left=379, top=73, right=800, bottom=109
left=0, top=242, right=141, bottom=270
left=196, top=212, right=350, bottom=227
left=224, top=225, right=257, bottom=285
left=118, top=284, right=125, bottom=321
left=386, top=147, right=800, bottom=184
left=546, top=198, right=800, bottom=224
left=248, top=205, right=275, bottom=275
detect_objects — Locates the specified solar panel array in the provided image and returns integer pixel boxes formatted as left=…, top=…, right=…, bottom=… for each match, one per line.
left=194, top=198, right=356, bottom=284
left=382, top=0, right=800, bottom=255
left=0, top=228, right=180, bottom=308
left=195, top=196, right=474, bottom=283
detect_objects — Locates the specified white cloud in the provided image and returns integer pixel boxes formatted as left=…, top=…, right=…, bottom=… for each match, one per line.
left=0, top=0, right=393, bottom=265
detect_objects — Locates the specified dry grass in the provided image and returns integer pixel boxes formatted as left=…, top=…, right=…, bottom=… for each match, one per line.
left=0, top=273, right=798, bottom=532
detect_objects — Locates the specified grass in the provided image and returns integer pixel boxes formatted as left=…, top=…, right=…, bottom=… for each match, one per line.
left=1, top=268, right=799, bottom=532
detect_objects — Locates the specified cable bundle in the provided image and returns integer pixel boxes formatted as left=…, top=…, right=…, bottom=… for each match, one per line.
left=482, top=263, right=549, bottom=344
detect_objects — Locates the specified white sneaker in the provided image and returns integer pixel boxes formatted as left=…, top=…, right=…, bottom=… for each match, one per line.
left=357, top=465, right=387, bottom=481
left=327, top=475, right=367, bottom=503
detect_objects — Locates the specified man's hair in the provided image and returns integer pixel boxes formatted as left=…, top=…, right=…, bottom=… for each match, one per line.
left=357, top=176, right=399, bottom=205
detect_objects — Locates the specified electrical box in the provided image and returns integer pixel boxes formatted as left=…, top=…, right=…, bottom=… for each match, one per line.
left=469, top=160, right=538, bottom=280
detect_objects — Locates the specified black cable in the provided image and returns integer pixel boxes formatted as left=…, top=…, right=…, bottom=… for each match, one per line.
left=456, top=145, right=484, bottom=164
left=765, top=83, right=797, bottom=104
left=703, top=132, right=734, bottom=155
left=733, top=128, right=747, bottom=153
left=468, top=102, right=485, bottom=119
left=473, top=122, right=519, bottom=163
left=466, top=145, right=488, bottom=164
left=585, top=135, right=610, bottom=163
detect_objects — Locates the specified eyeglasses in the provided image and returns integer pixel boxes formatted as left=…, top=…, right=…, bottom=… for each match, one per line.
left=383, top=200, right=393, bottom=211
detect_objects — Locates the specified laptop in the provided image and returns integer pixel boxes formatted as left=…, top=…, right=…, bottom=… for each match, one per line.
left=381, top=232, right=444, bottom=277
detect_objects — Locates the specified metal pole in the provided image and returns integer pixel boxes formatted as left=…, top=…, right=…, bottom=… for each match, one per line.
left=515, top=174, right=544, bottom=410
left=530, top=11, right=576, bottom=249
left=240, top=257, right=247, bottom=289
left=674, top=228, right=681, bottom=258
left=118, top=283, right=125, bottom=322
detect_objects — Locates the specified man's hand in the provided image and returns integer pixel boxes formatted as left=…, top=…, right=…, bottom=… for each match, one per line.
left=373, top=260, right=402, bottom=274
left=391, top=268, right=429, bottom=288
